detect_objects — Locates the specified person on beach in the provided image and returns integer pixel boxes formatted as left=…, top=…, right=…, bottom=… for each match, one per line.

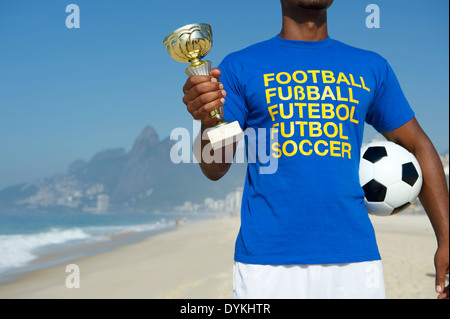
left=181, top=0, right=449, bottom=299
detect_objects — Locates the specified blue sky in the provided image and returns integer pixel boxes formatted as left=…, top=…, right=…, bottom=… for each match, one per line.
left=0, top=0, right=448, bottom=189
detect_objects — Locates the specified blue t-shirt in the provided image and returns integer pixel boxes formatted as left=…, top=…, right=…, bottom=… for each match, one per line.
left=218, top=35, right=415, bottom=265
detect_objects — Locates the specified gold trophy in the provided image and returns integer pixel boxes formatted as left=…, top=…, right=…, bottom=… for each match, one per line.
left=163, top=23, right=243, bottom=150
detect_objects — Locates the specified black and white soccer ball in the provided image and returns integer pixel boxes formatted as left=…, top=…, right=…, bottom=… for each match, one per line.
left=359, top=141, right=423, bottom=216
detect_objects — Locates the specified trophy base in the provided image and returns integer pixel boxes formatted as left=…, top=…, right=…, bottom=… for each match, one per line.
left=207, top=121, right=243, bottom=151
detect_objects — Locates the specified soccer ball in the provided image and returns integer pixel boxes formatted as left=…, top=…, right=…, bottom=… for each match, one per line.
left=359, top=141, right=423, bottom=216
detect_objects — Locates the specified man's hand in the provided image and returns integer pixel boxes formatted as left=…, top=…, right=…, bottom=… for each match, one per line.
left=435, top=245, right=449, bottom=299
left=181, top=68, right=236, bottom=181
left=182, top=68, right=226, bottom=127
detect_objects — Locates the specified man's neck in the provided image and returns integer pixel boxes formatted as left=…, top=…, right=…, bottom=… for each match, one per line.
left=279, top=8, right=328, bottom=41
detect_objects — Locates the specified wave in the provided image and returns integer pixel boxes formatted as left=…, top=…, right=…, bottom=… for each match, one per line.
left=0, top=220, right=173, bottom=275
left=0, top=228, right=90, bottom=273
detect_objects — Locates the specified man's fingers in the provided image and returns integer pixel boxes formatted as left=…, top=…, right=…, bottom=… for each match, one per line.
left=437, top=285, right=449, bottom=299
left=210, top=68, right=221, bottom=81
left=182, top=69, right=221, bottom=95
left=182, top=75, right=212, bottom=94
left=184, top=81, right=224, bottom=103
left=435, top=270, right=448, bottom=297
left=191, top=98, right=225, bottom=122
left=434, top=250, right=449, bottom=297
left=187, top=90, right=225, bottom=113
left=435, top=272, right=446, bottom=295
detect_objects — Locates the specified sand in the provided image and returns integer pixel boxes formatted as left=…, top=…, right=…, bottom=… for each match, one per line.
left=369, top=215, right=439, bottom=299
left=0, top=214, right=443, bottom=299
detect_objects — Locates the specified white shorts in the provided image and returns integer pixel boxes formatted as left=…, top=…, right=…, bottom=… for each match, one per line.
left=233, top=260, right=385, bottom=299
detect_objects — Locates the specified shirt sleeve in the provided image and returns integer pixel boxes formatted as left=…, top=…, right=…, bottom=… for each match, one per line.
left=218, top=55, right=249, bottom=129
left=365, top=58, right=415, bottom=132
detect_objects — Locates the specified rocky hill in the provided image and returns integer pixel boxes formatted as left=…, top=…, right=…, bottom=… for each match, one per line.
left=0, top=126, right=246, bottom=213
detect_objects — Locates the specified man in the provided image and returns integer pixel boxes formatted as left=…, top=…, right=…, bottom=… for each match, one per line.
left=182, top=0, right=449, bottom=299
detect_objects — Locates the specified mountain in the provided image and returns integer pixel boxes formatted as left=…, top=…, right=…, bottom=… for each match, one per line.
left=0, top=126, right=246, bottom=213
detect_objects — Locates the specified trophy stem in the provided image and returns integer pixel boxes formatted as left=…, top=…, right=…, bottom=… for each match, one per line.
left=210, top=107, right=225, bottom=124
left=185, top=60, right=212, bottom=76
left=189, top=58, right=203, bottom=67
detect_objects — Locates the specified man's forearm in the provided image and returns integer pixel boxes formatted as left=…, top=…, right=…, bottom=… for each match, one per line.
left=414, top=137, right=449, bottom=244
left=382, top=119, right=449, bottom=244
left=193, top=123, right=237, bottom=181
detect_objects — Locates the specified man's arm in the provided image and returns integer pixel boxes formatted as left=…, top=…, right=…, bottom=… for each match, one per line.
left=193, top=123, right=237, bottom=181
left=182, top=68, right=238, bottom=181
left=381, top=117, right=449, bottom=299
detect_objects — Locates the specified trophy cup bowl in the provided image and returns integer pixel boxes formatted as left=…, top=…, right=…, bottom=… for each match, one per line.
left=163, top=23, right=212, bottom=69
left=163, top=23, right=243, bottom=151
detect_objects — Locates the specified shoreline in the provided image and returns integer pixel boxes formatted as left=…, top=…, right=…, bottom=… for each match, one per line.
left=0, top=217, right=240, bottom=299
left=0, top=215, right=442, bottom=299
left=0, top=213, right=211, bottom=285
left=0, top=224, right=179, bottom=285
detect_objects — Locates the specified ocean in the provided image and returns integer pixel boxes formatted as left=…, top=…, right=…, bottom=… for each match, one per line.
left=0, top=212, right=207, bottom=284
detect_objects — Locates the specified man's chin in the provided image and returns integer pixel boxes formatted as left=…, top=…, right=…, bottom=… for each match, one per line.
left=296, top=0, right=332, bottom=10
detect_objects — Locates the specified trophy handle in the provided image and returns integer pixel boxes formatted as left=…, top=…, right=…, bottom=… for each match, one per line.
left=185, top=60, right=225, bottom=124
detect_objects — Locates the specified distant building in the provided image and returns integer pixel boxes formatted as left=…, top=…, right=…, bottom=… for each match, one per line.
left=174, top=187, right=243, bottom=214
left=97, top=194, right=109, bottom=213
left=226, top=187, right=243, bottom=212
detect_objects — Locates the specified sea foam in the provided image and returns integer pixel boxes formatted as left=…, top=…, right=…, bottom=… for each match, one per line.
left=0, top=227, right=90, bottom=273
left=0, top=220, right=171, bottom=275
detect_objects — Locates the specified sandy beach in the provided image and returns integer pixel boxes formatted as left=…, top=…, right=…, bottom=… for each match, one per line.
left=0, top=214, right=442, bottom=299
